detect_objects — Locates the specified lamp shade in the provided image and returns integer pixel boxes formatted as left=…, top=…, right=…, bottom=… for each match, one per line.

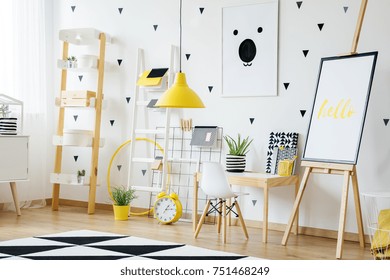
left=155, top=72, right=205, bottom=108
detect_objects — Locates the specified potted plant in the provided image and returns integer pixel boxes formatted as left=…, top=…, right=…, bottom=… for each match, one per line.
left=111, top=186, right=137, bottom=220
left=77, top=169, right=85, bottom=184
left=224, top=134, right=253, bottom=172
left=67, top=56, right=77, bottom=68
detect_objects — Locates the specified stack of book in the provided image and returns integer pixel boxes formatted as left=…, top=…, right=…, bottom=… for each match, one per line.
left=0, top=117, right=17, bottom=135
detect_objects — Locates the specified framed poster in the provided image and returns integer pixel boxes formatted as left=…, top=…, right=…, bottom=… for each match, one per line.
left=222, top=0, right=278, bottom=97
left=302, top=52, right=378, bottom=164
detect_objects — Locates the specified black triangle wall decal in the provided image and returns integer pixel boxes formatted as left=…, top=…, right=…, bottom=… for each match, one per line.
left=74, top=155, right=78, bottom=162
left=73, top=115, right=78, bottom=121
left=117, top=165, right=122, bottom=171
left=384, top=119, right=389, bottom=126
left=71, top=6, right=76, bottom=12
left=343, top=6, right=349, bottom=13
left=318, top=23, right=324, bottom=31
left=296, top=1, right=303, bottom=9
left=153, top=25, right=158, bottom=31
left=283, top=83, right=290, bottom=90
left=250, top=118, right=255, bottom=124
left=117, top=59, right=122, bottom=66
left=300, top=110, right=306, bottom=117
left=126, top=97, right=131, bottom=103
left=303, top=50, right=309, bottom=57
left=208, top=86, right=213, bottom=93
left=142, top=169, right=146, bottom=176
left=118, top=8, right=123, bottom=14
left=252, top=200, right=257, bottom=206
left=110, top=120, right=115, bottom=126
left=185, top=54, right=191, bottom=60
left=78, top=75, right=83, bottom=82
left=199, top=7, right=205, bottom=14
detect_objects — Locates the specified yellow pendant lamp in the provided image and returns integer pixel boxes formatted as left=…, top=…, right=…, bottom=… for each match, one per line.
left=155, top=0, right=205, bottom=109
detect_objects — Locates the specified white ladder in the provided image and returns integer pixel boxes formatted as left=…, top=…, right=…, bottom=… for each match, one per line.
left=127, top=47, right=176, bottom=193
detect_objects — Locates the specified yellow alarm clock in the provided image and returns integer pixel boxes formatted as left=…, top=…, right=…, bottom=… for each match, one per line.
left=154, top=192, right=182, bottom=224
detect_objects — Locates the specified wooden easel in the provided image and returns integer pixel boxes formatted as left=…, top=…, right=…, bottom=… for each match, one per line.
left=281, top=0, right=368, bottom=259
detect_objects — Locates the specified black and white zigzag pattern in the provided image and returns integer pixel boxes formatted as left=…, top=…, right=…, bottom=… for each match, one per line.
left=265, top=132, right=298, bottom=173
left=0, top=230, right=256, bottom=260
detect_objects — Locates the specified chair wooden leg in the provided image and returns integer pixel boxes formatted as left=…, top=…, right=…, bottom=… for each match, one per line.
left=194, top=200, right=211, bottom=239
left=234, top=200, right=248, bottom=239
left=217, top=199, right=222, bottom=233
left=222, top=200, right=227, bottom=243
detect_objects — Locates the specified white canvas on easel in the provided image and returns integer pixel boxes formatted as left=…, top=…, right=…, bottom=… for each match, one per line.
left=222, top=1, right=278, bottom=97
left=303, top=52, right=378, bottom=164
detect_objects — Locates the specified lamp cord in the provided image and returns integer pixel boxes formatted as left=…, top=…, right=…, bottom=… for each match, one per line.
left=179, top=0, right=182, bottom=73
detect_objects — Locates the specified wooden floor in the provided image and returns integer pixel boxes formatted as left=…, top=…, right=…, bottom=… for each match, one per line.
left=0, top=205, right=373, bottom=260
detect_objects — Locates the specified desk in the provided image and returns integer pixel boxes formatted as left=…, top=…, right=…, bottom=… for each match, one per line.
left=193, top=172, right=299, bottom=243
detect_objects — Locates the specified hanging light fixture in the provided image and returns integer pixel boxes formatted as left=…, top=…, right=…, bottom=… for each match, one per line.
left=155, top=0, right=205, bottom=108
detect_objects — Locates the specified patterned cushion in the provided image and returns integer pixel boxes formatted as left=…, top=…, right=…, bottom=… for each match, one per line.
left=265, top=132, right=299, bottom=173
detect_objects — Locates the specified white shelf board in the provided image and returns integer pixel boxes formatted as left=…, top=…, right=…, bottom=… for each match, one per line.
left=53, top=134, right=105, bottom=147
left=50, top=173, right=100, bottom=186
left=59, top=28, right=111, bottom=45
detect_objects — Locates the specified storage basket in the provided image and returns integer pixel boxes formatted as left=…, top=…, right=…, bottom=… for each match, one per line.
left=361, top=192, right=390, bottom=260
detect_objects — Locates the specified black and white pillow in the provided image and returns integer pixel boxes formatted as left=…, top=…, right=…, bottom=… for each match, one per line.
left=265, top=132, right=298, bottom=174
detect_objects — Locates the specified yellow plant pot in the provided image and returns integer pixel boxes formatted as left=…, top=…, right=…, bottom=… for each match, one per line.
left=113, top=204, right=130, bottom=220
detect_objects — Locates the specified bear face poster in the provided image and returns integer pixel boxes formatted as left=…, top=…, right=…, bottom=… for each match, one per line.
left=222, top=1, right=278, bottom=97
left=302, top=52, right=378, bottom=164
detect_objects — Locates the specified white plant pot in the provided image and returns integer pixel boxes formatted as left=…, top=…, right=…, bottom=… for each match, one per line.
left=77, top=176, right=85, bottom=184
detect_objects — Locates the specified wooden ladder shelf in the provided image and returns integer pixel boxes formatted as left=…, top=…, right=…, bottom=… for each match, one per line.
left=51, top=28, right=108, bottom=214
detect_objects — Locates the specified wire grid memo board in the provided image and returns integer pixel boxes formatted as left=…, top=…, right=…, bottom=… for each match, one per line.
left=147, top=126, right=223, bottom=221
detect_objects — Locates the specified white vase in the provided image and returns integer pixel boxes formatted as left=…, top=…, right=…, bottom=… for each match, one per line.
left=226, top=154, right=246, bottom=172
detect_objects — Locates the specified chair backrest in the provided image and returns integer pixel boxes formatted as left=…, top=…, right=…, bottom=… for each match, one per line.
left=200, top=162, right=235, bottom=199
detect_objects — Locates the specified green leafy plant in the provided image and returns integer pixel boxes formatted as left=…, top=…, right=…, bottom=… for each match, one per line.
left=111, top=186, right=137, bottom=206
left=224, top=134, right=253, bottom=156
left=67, top=56, right=77, bottom=61
left=77, top=169, right=85, bottom=177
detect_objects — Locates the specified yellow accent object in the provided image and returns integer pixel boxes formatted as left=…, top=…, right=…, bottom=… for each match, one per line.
left=112, top=204, right=130, bottom=220
left=154, top=191, right=183, bottom=224
left=370, top=209, right=390, bottom=259
left=278, top=157, right=296, bottom=176
left=155, top=72, right=205, bottom=108
left=106, top=137, right=169, bottom=216
left=136, top=70, right=163, bottom=86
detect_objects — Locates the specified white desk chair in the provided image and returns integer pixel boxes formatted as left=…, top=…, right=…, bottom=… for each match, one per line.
left=194, top=162, right=249, bottom=243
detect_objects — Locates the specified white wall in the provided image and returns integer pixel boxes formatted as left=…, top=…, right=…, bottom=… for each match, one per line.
left=49, top=0, right=390, bottom=234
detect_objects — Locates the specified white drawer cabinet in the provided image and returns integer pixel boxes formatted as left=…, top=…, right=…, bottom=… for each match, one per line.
left=0, top=136, right=29, bottom=181
left=0, top=136, right=29, bottom=216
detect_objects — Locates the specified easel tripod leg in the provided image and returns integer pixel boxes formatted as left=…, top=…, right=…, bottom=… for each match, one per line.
left=336, top=171, right=350, bottom=259
left=351, top=169, right=365, bottom=247
left=282, top=167, right=311, bottom=245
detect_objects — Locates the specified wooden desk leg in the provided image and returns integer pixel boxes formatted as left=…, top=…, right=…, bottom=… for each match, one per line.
left=263, top=186, right=269, bottom=243
left=282, top=166, right=311, bottom=245
left=293, top=177, right=299, bottom=235
left=193, top=173, right=198, bottom=232
left=9, top=182, right=21, bottom=216
left=351, top=169, right=365, bottom=248
left=336, top=171, right=350, bottom=259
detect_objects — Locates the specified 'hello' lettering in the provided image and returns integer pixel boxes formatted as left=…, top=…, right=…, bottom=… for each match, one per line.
left=317, top=98, right=355, bottom=119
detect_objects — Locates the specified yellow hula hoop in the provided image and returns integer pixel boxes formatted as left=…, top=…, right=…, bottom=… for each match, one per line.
left=106, top=137, right=169, bottom=216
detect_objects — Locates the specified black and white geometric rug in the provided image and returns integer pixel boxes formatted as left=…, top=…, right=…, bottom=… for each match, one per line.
left=0, top=230, right=255, bottom=260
